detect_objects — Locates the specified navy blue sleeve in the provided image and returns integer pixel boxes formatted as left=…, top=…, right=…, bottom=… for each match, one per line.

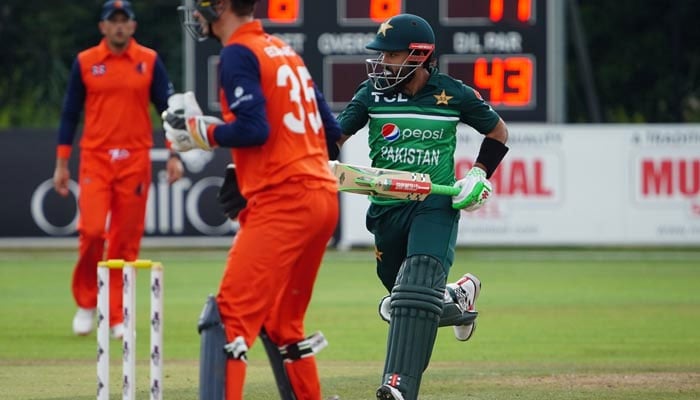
left=151, top=56, right=174, bottom=115
left=315, top=86, right=340, bottom=143
left=57, top=59, right=86, bottom=146
left=212, top=44, right=270, bottom=147
left=314, top=86, right=341, bottom=159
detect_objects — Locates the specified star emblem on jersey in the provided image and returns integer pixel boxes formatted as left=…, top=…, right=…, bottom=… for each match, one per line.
left=374, top=246, right=383, bottom=261
left=377, top=21, right=393, bottom=36
left=434, top=90, right=453, bottom=105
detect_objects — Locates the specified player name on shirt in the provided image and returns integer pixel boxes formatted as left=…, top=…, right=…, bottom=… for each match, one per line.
left=263, top=45, right=297, bottom=58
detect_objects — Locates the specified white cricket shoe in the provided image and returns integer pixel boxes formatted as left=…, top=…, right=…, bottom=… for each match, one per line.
left=376, top=384, right=405, bottom=400
left=110, top=323, right=125, bottom=340
left=447, top=273, right=481, bottom=341
left=72, top=307, right=95, bottom=336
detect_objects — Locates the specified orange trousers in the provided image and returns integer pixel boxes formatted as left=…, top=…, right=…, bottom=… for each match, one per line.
left=71, top=148, right=151, bottom=326
left=217, top=180, right=338, bottom=400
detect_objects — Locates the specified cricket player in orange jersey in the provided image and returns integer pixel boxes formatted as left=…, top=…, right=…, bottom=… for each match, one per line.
left=168, top=1, right=341, bottom=399
left=54, top=0, right=183, bottom=339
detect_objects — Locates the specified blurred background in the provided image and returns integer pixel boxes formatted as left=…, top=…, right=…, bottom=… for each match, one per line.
left=0, top=0, right=699, bottom=247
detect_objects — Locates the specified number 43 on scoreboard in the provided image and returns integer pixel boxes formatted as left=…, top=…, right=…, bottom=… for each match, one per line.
left=442, top=54, right=535, bottom=109
left=474, top=55, right=533, bottom=107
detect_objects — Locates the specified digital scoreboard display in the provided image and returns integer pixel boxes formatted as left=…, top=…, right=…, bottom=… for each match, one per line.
left=191, top=0, right=552, bottom=121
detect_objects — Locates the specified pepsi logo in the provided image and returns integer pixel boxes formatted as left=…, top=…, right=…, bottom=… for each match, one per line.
left=381, top=123, right=400, bottom=142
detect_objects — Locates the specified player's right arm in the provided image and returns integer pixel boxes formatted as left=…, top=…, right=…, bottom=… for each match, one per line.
left=162, top=45, right=268, bottom=153
left=54, top=58, right=86, bottom=197
left=212, top=44, right=270, bottom=147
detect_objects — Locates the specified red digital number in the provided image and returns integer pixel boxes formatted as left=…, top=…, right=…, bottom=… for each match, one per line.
left=370, top=0, right=401, bottom=22
left=488, top=0, right=532, bottom=23
left=448, top=0, right=532, bottom=23
left=473, top=57, right=532, bottom=106
left=266, top=0, right=299, bottom=23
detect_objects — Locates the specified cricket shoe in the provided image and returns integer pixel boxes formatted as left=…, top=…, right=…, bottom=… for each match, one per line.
left=446, top=273, right=481, bottom=341
left=72, top=307, right=95, bottom=336
left=110, top=323, right=125, bottom=340
left=376, top=384, right=405, bottom=400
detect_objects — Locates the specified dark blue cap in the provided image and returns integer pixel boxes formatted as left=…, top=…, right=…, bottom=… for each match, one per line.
left=101, top=0, right=135, bottom=20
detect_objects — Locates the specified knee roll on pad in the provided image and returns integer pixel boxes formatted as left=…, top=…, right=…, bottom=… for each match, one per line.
left=390, top=255, right=445, bottom=315
left=197, top=295, right=228, bottom=400
left=380, top=294, right=477, bottom=327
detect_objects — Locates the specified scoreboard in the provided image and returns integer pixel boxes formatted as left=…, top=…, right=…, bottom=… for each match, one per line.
left=186, top=0, right=564, bottom=122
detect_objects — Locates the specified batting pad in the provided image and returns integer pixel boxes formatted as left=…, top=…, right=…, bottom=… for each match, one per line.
left=382, top=255, right=445, bottom=400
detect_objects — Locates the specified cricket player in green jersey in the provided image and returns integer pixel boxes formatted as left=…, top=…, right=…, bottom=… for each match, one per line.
left=335, top=13, right=510, bottom=400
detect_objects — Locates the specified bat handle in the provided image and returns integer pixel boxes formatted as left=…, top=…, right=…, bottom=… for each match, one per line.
left=430, top=184, right=461, bottom=197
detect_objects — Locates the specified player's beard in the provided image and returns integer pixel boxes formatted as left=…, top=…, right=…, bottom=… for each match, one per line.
left=382, top=64, right=419, bottom=96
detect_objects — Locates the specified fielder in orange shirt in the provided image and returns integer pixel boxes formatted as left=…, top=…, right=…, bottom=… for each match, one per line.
left=54, top=0, right=183, bottom=339
left=167, top=1, right=341, bottom=399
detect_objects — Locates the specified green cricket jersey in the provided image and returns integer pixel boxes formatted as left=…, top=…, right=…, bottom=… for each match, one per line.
left=337, top=67, right=501, bottom=205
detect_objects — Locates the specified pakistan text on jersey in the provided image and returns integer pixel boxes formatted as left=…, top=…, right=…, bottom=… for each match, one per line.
left=380, top=147, right=440, bottom=166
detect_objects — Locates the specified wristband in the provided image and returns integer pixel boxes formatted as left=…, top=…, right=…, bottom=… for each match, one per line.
left=475, top=137, right=509, bottom=178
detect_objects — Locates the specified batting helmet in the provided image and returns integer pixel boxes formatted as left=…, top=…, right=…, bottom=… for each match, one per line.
left=365, top=14, right=436, bottom=91
left=178, top=0, right=221, bottom=41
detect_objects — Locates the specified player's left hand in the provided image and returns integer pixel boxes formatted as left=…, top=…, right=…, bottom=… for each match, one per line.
left=452, top=167, right=492, bottom=211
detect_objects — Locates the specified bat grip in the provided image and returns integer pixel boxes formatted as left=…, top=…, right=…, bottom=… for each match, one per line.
left=430, top=184, right=461, bottom=197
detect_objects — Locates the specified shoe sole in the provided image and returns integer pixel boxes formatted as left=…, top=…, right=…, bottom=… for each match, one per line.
left=454, top=320, right=477, bottom=341
left=376, top=385, right=404, bottom=400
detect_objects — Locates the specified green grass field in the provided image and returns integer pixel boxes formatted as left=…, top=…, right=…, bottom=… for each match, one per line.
left=1, top=247, right=699, bottom=400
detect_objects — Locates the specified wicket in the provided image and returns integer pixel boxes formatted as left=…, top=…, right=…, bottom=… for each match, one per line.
left=97, top=259, right=164, bottom=400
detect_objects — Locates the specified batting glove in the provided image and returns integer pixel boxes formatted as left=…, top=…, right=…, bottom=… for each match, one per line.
left=163, top=113, right=214, bottom=151
left=162, top=92, right=223, bottom=152
left=165, top=92, right=185, bottom=115
left=452, top=167, right=492, bottom=211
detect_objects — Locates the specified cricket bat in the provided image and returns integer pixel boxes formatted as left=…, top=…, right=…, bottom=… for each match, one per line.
left=329, top=161, right=460, bottom=201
